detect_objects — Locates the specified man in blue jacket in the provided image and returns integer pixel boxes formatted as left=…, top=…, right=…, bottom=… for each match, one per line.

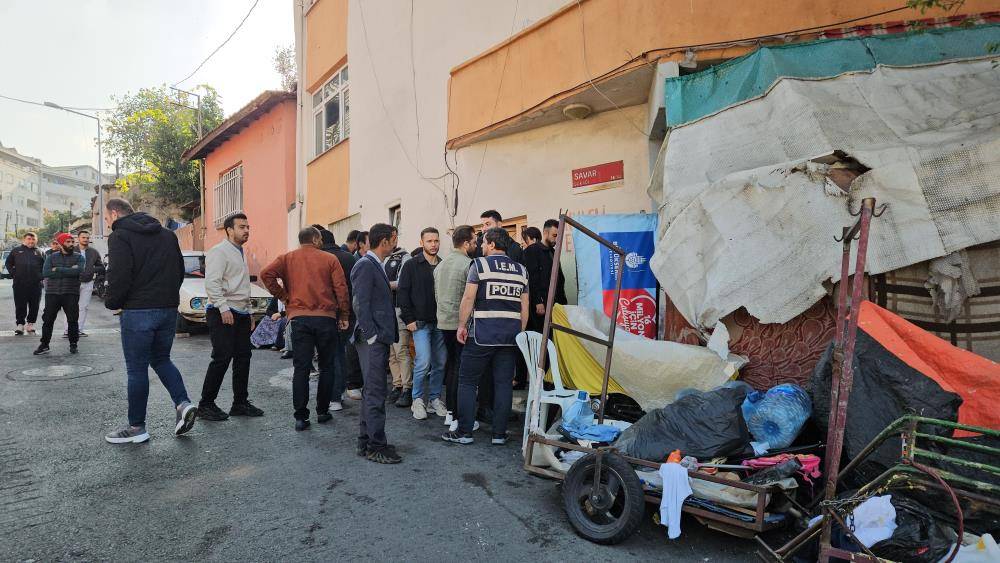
left=34, top=232, right=84, bottom=355
left=351, top=223, right=402, bottom=464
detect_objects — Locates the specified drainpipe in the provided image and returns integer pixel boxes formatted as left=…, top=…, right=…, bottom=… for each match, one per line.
left=293, top=0, right=307, bottom=244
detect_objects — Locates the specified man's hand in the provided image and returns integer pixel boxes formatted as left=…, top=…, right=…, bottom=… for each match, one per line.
left=406, top=322, right=417, bottom=332
left=535, top=303, right=545, bottom=316
left=339, top=319, right=349, bottom=331
left=271, top=313, right=281, bottom=321
left=457, top=325, right=468, bottom=344
left=221, top=310, right=234, bottom=325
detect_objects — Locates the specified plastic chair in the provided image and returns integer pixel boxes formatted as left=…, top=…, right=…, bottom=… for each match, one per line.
left=516, top=331, right=578, bottom=456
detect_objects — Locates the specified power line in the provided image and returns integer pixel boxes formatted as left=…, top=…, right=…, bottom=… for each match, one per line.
left=173, top=0, right=261, bottom=87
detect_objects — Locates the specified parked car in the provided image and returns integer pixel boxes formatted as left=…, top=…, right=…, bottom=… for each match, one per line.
left=176, top=251, right=273, bottom=333
left=1, top=250, right=10, bottom=279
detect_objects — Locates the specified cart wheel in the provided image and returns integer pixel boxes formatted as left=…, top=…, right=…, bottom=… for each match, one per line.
left=562, top=452, right=645, bottom=545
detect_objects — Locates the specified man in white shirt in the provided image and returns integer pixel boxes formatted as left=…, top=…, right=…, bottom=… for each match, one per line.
left=199, top=213, right=264, bottom=421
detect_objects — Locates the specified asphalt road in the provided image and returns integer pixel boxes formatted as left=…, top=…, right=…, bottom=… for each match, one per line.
left=0, top=279, right=761, bottom=561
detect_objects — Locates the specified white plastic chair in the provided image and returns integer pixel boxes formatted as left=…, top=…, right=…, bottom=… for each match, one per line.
left=516, top=331, right=578, bottom=457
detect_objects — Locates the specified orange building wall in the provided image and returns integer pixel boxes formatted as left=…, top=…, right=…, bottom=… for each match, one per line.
left=447, top=0, right=1000, bottom=142
left=305, top=139, right=349, bottom=226
left=305, top=0, right=348, bottom=93
left=203, top=100, right=296, bottom=275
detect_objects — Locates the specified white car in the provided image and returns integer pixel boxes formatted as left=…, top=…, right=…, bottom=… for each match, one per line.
left=177, top=251, right=273, bottom=333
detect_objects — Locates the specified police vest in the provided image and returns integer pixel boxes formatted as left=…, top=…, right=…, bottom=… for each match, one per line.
left=472, top=255, right=527, bottom=346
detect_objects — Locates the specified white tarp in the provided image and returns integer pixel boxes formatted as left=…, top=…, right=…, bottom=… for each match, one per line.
left=650, top=58, right=1000, bottom=328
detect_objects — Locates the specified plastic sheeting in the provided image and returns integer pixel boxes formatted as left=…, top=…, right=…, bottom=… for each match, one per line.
left=650, top=58, right=1000, bottom=329
left=556, top=305, right=741, bottom=411
left=665, top=24, right=1000, bottom=126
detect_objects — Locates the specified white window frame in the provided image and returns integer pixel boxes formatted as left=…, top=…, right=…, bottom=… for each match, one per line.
left=214, top=164, right=244, bottom=228
left=312, top=66, right=349, bottom=158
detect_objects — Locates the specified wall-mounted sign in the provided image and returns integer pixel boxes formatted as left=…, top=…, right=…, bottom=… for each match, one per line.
left=571, top=160, right=623, bottom=194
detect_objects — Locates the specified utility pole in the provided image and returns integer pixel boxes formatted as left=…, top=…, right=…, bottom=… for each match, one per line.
left=169, top=87, right=204, bottom=243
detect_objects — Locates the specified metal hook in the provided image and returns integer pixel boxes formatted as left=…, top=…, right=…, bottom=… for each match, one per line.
left=872, top=203, right=888, bottom=217
left=834, top=227, right=851, bottom=243
left=848, top=203, right=863, bottom=217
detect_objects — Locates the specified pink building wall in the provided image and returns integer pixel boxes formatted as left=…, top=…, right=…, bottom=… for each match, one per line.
left=202, top=100, right=296, bottom=275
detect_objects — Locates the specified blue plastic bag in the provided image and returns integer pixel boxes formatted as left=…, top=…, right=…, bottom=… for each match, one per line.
left=741, top=384, right=812, bottom=450
left=562, top=390, right=594, bottom=428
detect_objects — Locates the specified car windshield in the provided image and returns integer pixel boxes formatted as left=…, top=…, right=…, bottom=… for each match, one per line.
left=183, top=255, right=205, bottom=278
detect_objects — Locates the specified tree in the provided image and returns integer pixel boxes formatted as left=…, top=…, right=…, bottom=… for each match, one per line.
left=36, top=209, right=91, bottom=242
left=103, top=85, right=224, bottom=211
left=273, top=45, right=296, bottom=92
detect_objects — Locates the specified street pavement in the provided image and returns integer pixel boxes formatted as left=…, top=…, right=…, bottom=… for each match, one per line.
left=0, top=279, right=760, bottom=561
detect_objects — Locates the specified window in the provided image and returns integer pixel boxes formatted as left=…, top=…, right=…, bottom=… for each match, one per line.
left=389, top=204, right=401, bottom=227
left=313, top=66, right=349, bottom=157
left=214, top=165, right=243, bottom=228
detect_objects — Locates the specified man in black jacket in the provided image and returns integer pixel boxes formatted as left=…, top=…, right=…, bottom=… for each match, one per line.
left=5, top=232, right=44, bottom=335
left=522, top=223, right=568, bottom=332
left=473, top=210, right=523, bottom=264
left=317, top=227, right=359, bottom=410
left=542, top=218, right=568, bottom=304
left=397, top=227, right=447, bottom=420
left=103, top=198, right=197, bottom=445
left=34, top=232, right=84, bottom=355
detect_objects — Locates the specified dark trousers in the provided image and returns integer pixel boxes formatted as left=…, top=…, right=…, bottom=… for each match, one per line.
left=290, top=316, right=338, bottom=420
left=200, top=308, right=252, bottom=406
left=458, top=341, right=516, bottom=437
left=13, top=283, right=42, bottom=325
left=356, top=338, right=390, bottom=451
left=345, top=337, right=363, bottom=390
left=330, top=329, right=348, bottom=402
left=40, top=293, right=79, bottom=345
left=442, top=329, right=463, bottom=413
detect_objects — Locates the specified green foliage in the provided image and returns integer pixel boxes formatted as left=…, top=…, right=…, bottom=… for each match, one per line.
left=906, top=0, right=965, bottom=13
left=103, top=85, right=224, bottom=208
left=273, top=45, right=296, bottom=92
left=36, top=209, right=91, bottom=242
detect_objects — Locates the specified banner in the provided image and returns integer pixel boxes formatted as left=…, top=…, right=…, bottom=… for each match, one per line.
left=574, top=214, right=659, bottom=338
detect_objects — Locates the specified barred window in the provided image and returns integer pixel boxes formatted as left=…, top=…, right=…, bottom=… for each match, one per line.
left=214, top=165, right=243, bottom=228
left=313, top=66, right=349, bottom=157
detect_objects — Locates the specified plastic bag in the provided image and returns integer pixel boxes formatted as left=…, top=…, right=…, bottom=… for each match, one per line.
left=613, top=386, right=752, bottom=462
left=562, top=390, right=594, bottom=428
left=741, top=383, right=812, bottom=450
left=871, top=496, right=951, bottom=563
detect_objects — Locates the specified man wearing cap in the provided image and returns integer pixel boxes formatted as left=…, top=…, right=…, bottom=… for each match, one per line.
left=34, top=232, right=85, bottom=355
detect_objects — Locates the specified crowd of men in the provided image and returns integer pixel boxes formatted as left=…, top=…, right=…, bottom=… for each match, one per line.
left=6, top=198, right=567, bottom=465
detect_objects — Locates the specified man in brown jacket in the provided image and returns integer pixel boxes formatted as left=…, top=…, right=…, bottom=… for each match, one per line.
left=261, top=227, right=350, bottom=431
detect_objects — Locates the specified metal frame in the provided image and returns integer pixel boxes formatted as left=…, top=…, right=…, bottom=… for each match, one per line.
left=522, top=214, right=784, bottom=536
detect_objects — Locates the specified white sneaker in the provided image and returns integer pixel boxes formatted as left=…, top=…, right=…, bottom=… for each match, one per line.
left=430, top=398, right=448, bottom=417
left=330, top=401, right=343, bottom=412
left=411, top=398, right=427, bottom=420
left=14, top=324, right=24, bottom=335
left=448, top=419, right=480, bottom=432
left=346, top=388, right=363, bottom=401
left=444, top=411, right=454, bottom=427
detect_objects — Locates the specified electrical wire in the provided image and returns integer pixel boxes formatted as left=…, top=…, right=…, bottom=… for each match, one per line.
left=173, top=0, right=261, bottom=86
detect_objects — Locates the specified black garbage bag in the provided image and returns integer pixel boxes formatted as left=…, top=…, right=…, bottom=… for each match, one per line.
left=870, top=496, right=951, bottom=563
left=612, top=386, right=752, bottom=462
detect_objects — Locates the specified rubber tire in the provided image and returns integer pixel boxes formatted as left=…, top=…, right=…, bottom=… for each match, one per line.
left=562, top=452, right=645, bottom=545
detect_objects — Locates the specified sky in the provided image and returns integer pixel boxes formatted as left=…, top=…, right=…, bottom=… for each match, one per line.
left=0, top=0, right=294, bottom=169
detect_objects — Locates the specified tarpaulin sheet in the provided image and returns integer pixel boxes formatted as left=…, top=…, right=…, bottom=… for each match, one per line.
left=554, top=304, right=739, bottom=411
left=665, top=24, right=1000, bottom=126
left=650, top=58, right=1000, bottom=329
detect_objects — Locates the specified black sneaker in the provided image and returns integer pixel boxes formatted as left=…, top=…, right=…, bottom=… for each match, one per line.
left=442, top=431, right=474, bottom=445
left=388, top=386, right=402, bottom=403
left=199, top=402, right=229, bottom=422
left=78, top=331, right=88, bottom=338
left=367, top=445, right=402, bottom=464
left=280, top=350, right=293, bottom=359
left=395, top=391, right=412, bottom=408
left=356, top=440, right=369, bottom=456
left=295, top=419, right=310, bottom=431
left=229, top=402, right=264, bottom=417
left=33, top=344, right=49, bottom=355
left=69, top=343, right=78, bottom=354
left=316, top=412, right=332, bottom=423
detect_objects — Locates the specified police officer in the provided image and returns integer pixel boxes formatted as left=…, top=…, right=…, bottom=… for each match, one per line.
left=442, top=227, right=528, bottom=446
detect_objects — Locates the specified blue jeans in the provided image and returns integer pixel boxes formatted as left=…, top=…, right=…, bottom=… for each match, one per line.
left=120, top=308, right=190, bottom=427
left=411, top=322, right=447, bottom=401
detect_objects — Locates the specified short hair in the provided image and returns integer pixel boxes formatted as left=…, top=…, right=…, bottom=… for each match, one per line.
left=420, top=227, right=439, bottom=239
left=346, top=230, right=361, bottom=243
left=480, top=210, right=502, bottom=223
left=357, top=231, right=369, bottom=246
left=451, top=225, right=474, bottom=247
left=320, top=229, right=336, bottom=246
left=483, top=227, right=512, bottom=252
left=298, top=226, right=320, bottom=245
left=523, top=226, right=542, bottom=242
left=369, top=223, right=396, bottom=249
left=77, top=229, right=90, bottom=236
left=224, top=213, right=248, bottom=231
left=543, top=219, right=559, bottom=230
left=105, top=198, right=134, bottom=216
left=23, top=232, right=37, bottom=238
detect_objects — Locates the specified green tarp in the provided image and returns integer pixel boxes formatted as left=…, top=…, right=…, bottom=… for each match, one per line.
left=665, top=24, right=1000, bottom=127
